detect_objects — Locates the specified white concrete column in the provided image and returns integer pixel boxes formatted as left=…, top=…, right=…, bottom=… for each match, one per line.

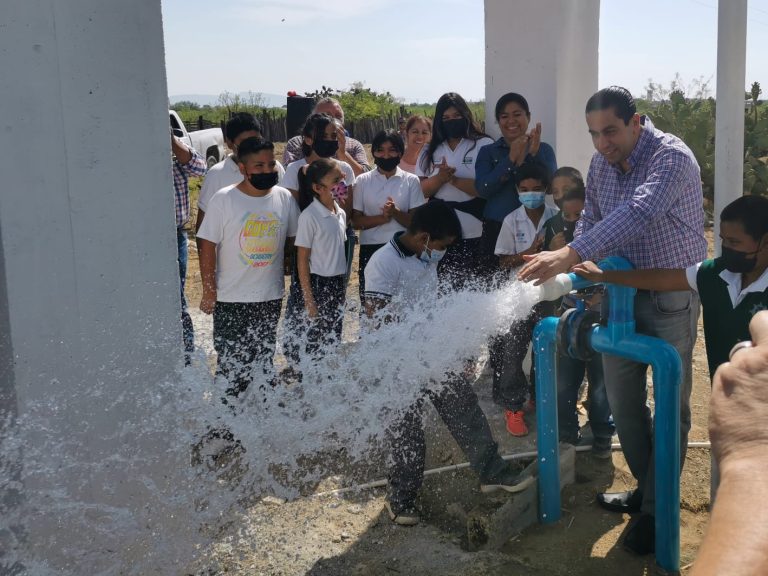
left=714, top=0, right=748, bottom=253
left=0, top=1, right=194, bottom=572
left=484, top=0, right=600, bottom=175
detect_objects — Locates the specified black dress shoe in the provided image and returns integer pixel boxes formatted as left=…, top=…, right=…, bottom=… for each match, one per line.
left=623, top=513, right=655, bottom=555
left=596, top=488, right=643, bottom=513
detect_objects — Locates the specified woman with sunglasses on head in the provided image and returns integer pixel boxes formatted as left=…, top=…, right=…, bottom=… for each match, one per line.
left=417, top=92, right=494, bottom=292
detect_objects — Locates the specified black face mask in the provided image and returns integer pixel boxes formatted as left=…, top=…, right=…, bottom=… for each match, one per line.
left=562, top=219, right=578, bottom=243
left=313, top=139, right=339, bottom=158
left=248, top=171, right=279, bottom=190
left=721, top=246, right=759, bottom=274
left=442, top=118, right=469, bottom=139
left=374, top=156, right=400, bottom=172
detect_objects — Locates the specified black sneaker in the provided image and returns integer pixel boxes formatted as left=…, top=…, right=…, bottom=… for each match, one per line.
left=591, top=437, right=613, bottom=459
left=385, top=501, right=420, bottom=526
left=597, top=488, right=643, bottom=514
left=480, top=465, right=535, bottom=494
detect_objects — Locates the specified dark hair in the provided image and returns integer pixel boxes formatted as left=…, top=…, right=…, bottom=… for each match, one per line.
left=408, top=200, right=462, bottom=241
left=371, top=129, right=405, bottom=156
left=298, top=158, right=338, bottom=211
left=420, top=92, right=488, bottom=174
left=585, top=86, right=636, bottom=124
left=236, top=137, right=274, bottom=161
left=721, top=195, right=768, bottom=242
left=300, top=113, right=335, bottom=158
left=225, top=112, right=263, bottom=142
left=552, top=166, right=585, bottom=197
left=494, top=92, right=530, bottom=121
left=514, top=161, right=551, bottom=190
left=562, top=185, right=586, bottom=204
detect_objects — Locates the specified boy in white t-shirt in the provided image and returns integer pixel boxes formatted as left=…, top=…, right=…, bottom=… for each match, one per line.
left=492, top=162, right=559, bottom=437
left=197, top=138, right=299, bottom=401
left=364, top=201, right=534, bottom=526
left=195, top=113, right=285, bottom=236
left=295, top=159, right=348, bottom=359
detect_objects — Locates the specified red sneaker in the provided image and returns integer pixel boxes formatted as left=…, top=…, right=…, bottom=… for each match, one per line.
left=505, top=410, right=529, bottom=436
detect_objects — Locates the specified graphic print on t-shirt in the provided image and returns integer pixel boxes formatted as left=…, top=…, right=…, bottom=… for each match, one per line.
left=238, top=211, right=281, bottom=267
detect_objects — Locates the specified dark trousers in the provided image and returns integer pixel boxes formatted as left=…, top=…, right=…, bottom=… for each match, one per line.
left=490, top=302, right=551, bottom=412
left=177, top=228, right=194, bottom=354
left=358, top=243, right=385, bottom=306
left=387, top=373, right=509, bottom=507
left=306, top=274, right=346, bottom=358
left=479, top=219, right=503, bottom=286
left=437, top=237, right=484, bottom=293
left=556, top=351, right=614, bottom=442
left=213, top=300, right=282, bottom=401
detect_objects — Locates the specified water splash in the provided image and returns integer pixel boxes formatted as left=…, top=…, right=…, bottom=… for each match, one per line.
left=1, top=277, right=542, bottom=574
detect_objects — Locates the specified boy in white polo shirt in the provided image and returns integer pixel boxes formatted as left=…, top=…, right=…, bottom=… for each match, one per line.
left=364, top=201, right=534, bottom=526
left=197, top=138, right=299, bottom=401
left=295, top=158, right=348, bottom=359
left=195, top=113, right=286, bottom=235
left=352, top=129, right=425, bottom=306
left=493, top=162, right=559, bottom=437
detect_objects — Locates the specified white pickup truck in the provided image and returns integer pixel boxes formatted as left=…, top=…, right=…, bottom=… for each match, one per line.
left=169, top=110, right=227, bottom=169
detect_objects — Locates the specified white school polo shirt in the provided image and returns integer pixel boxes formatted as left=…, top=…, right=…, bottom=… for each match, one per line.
left=352, top=167, right=426, bottom=245
left=495, top=204, right=560, bottom=256
left=198, top=155, right=285, bottom=211
left=685, top=262, right=768, bottom=307
left=364, top=232, right=438, bottom=313
left=282, top=158, right=356, bottom=194
left=197, top=184, right=299, bottom=302
left=416, top=137, right=494, bottom=240
left=294, top=198, right=347, bottom=277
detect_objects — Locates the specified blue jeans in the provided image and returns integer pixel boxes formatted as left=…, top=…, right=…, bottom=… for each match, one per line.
left=177, top=228, right=194, bottom=353
left=556, top=352, right=614, bottom=442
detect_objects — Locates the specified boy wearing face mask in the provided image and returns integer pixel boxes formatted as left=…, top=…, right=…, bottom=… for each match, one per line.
left=542, top=181, right=615, bottom=457
left=492, top=162, right=559, bottom=436
left=197, top=138, right=299, bottom=402
left=364, top=201, right=534, bottom=526
left=573, top=194, right=768, bottom=384
left=353, top=130, right=426, bottom=307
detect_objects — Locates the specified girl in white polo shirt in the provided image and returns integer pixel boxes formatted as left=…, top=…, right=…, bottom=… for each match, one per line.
left=295, top=159, right=348, bottom=359
left=417, top=92, right=494, bottom=292
left=282, top=114, right=357, bottom=365
left=352, top=129, right=426, bottom=306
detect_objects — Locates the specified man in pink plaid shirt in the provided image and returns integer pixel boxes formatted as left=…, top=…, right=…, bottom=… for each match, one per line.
left=520, top=86, right=706, bottom=556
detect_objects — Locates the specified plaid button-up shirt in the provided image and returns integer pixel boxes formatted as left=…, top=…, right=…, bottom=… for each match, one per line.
left=571, top=116, right=707, bottom=269
left=173, top=149, right=206, bottom=227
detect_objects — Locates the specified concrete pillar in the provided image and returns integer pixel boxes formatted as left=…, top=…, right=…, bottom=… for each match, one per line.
left=484, top=0, right=600, bottom=174
left=714, top=0, right=748, bottom=253
left=0, top=1, right=193, bottom=572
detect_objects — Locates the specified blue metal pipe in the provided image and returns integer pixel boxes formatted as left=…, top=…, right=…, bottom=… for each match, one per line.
left=533, top=316, right=560, bottom=523
left=534, top=256, right=682, bottom=572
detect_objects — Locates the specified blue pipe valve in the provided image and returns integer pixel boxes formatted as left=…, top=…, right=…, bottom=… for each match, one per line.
left=532, top=256, right=683, bottom=573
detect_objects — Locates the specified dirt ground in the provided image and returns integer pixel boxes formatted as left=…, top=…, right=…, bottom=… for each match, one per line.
left=183, top=149, right=714, bottom=575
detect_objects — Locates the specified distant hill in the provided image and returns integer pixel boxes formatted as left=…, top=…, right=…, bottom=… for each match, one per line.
left=169, top=92, right=286, bottom=108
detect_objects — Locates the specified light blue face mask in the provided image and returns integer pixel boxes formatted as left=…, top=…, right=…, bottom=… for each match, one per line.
left=518, top=191, right=546, bottom=209
left=418, top=236, right=446, bottom=264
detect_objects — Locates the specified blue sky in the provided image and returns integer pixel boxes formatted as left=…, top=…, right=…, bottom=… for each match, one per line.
left=162, top=0, right=768, bottom=103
